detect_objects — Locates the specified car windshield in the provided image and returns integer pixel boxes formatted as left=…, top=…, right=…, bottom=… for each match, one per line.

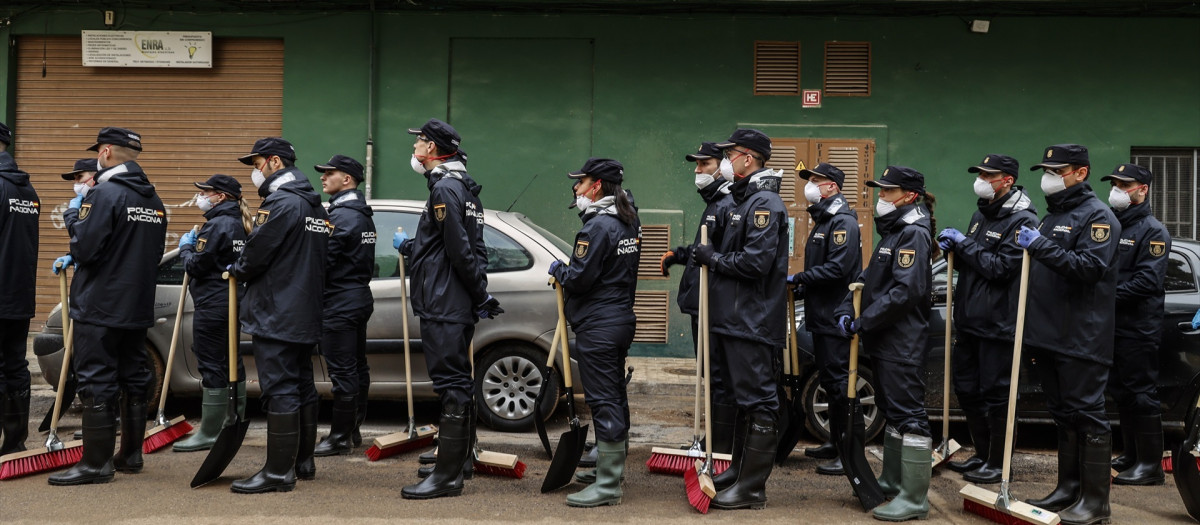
left=518, top=214, right=573, bottom=256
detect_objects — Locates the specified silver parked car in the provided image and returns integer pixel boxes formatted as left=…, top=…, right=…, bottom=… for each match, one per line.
left=34, top=199, right=581, bottom=431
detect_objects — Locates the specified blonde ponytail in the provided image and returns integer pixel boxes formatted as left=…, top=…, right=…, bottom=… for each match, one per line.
left=238, top=196, right=253, bottom=234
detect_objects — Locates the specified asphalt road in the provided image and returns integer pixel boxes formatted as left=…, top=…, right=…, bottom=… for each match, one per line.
left=3, top=385, right=1195, bottom=524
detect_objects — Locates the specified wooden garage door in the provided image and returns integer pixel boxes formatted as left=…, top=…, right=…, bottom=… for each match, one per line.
left=13, top=36, right=283, bottom=329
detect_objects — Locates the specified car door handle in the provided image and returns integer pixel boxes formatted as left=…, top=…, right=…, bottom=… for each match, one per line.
left=156, top=318, right=167, bottom=325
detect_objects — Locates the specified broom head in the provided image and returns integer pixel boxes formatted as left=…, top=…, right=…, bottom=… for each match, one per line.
left=0, top=441, right=84, bottom=480
left=474, top=449, right=526, bottom=479
left=960, top=484, right=1060, bottom=525
left=684, top=459, right=714, bottom=514
left=932, top=438, right=962, bottom=467
left=143, top=416, right=193, bottom=453
left=364, top=425, right=437, bottom=461
left=647, top=447, right=731, bottom=476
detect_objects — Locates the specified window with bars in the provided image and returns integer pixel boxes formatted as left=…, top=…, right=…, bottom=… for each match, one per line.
left=1131, top=147, right=1198, bottom=240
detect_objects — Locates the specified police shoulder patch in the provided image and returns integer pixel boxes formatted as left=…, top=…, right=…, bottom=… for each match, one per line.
left=434, top=203, right=447, bottom=222
left=832, top=230, right=847, bottom=246
left=1090, top=223, right=1111, bottom=243
left=1149, top=240, right=1166, bottom=257
left=753, top=209, right=771, bottom=229
left=78, top=203, right=91, bottom=220
left=897, top=249, right=916, bottom=268
left=196, top=237, right=207, bottom=252
left=255, top=209, right=270, bottom=226
left=574, top=240, right=589, bottom=259
left=968, top=222, right=979, bottom=235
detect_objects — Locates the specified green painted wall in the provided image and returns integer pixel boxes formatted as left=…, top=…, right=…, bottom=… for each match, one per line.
left=3, top=8, right=1198, bottom=356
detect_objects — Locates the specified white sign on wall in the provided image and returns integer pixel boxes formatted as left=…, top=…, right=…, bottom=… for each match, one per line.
left=81, top=31, right=212, bottom=68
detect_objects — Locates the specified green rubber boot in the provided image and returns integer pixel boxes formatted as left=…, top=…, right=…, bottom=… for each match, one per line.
left=567, top=440, right=626, bottom=507
left=574, top=468, right=596, bottom=484
left=174, top=388, right=226, bottom=452
left=877, top=426, right=902, bottom=498
left=873, top=434, right=931, bottom=522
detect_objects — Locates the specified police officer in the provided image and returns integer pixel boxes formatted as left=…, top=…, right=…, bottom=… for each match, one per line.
left=1018, top=144, right=1120, bottom=525
left=229, top=137, right=330, bottom=493
left=173, top=174, right=250, bottom=452
left=396, top=119, right=501, bottom=500
left=0, top=122, right=39, bottom=456
left=313, top=155, right=376, bottom=456
left=786, top=162, right=861, bottom=476
left=658, top=141, right=736, bottom=454
left=837, top=166, right=938, bottom=521
left=692, top=129, right=788, bottom=510
left=1102, top=163, right=1170, bottom=486
left=49, top=127, right=167, bottom=486
left=935, top=155, right=1037, bottom=484
left=550, top=157, right=640, bottom=507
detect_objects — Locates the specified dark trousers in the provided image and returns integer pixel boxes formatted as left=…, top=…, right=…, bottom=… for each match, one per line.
left=252, top=335, right=318, bottom=413
left=952, top=334, right=1014, bottom=419
left=420, top=319, right=474, bottom=409
left=812, top=332, right=851, bottom=407
left=873, top=357, right=932, bottom=437
left=0, top=318, right=31, bottom=395
left=320, top=305, right=372, bottom=398
left=689, top=314, right=726, bottom=396
left=575, top=322, right=635, bottom=442
left=72, top=320, right=153, bottom=404
left=710, top=333, right=780, bottom=418
left=1027, top=345, right=1110, bottom=433
left=1108, top=337, right=1160, bottom=415
left=191, top=307, right=245, bottom=388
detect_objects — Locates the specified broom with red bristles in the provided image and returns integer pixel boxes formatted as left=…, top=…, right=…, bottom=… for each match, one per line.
left=143, top=231, right=198, bottom=453
left=365, top=247, right=437, bottom=461
left=683, top=226, right=717, bottom=513
left=0, top=262, right=84, bottom=479
left=468, top=341, right=526, bottom=479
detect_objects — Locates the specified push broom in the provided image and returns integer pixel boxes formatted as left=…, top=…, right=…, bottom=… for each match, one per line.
left=960, top=251, right=1060, bottom=525
left=932, top=252, right=961, bottom=467
left=467, top=340, right=526, bottom=478
left=143, top=227, right=199, bottom=453
left=0, top=262, right=84, bottom=479
left=365, top=249, right=436, bottom=460
left=684, top=226, right=717, bottom=513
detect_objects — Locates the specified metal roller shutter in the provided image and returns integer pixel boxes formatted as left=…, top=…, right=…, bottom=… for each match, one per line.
left=13, top=36, right=283, bottom=329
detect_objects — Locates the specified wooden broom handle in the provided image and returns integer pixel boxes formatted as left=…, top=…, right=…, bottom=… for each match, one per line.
left=50, top=264, right=73, bottom=434
left=224, top=272, right=238, bottom=384
left=158, top=225, right=198, bottom=417
left=700, top=226, right=712, bottom=459
left=398, top=247, right=417, bottom=424
left=1001, top=251, right=1031, bottom=483
left=942, top=252, right=954, bottom=443
left=846, top=282, right=864, bottom=400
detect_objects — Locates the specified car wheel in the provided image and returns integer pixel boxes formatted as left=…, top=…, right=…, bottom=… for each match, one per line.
left=144, top=341, right=166, bottom=411
left=474, top=343, right=560, bottom=432
left=801, top=366, right=884, bottom=443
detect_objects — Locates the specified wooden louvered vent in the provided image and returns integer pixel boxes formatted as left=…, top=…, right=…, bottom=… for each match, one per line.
left=632, top=290, right=669, bottom=343
left=824, top=41, right=871, bottom=96
left=766, top=146, right=799, bottom=205
left=754, top=41, right=801, bottom=96
left=637, top=224, right=670, bottom=279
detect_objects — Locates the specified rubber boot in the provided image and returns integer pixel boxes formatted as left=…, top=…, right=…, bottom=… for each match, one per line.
left=352, top=389, right=368, bottom=447
left=1058, top=432, right=1112, bottom=525
left=578, top=441, right=598, bottom=468
left=576, top=441, right=629, bottom=484
left=712, top=402, right=737, bottom=455
left=419, top=446, right=438, bottom=465
left=877, top=426, right=902, bottom=498
left=816, top=407, right=845, bottom=475
left=112, top=395, right=147, bottom=473
left=314, top=395, right=356, bottom=456
left=1113, top=415, right=1164, bottom=486
left=295, top=402, right=317, bottom=480
left=48, top=398, right=117, bottom=486
left=567, top=439, right=627, bottom=507
left=402, top=402, right=469, bottom=499
left=416, top=450, right=472, bottom=480
left=712, top=412, right=778, bottom=509
left=963, top=413, right=1007, bottom=484
left=1027, top=427, right=1080, bottom=512
left=872, top=434, right=932, bottom=521
left=948, top=411, right=988, bottom=473
left=231, top=411, right=299, bottom=494
left=174, top=387, right=226, bottom=452
left=0, top=389, right=30, bottom=455
left=713, top=410, right=747, bottom=492
left=1110, top=412, right=1135, bottom=473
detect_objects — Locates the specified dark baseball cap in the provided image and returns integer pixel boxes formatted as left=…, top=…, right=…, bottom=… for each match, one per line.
left=968, top=154, right=1020, bottom=179
left=685, top=142, right=723, bottom=162
left=1101, top=163, right=1153, bottom=185
left=61, top=158, right=99, bottom=181
left=867, top=165, right=926, bottom=195
left=407, top=118, right=461, bottom=153
left=315, top=154, right=365, bottom=182
left=716, top=128, right=772, bottom=161
left=0, top=122, right=11, bottom=146
left=799, top=162, right=847, bottom=189
left=194, top=174, right=243, bottom=198
left=1030, top=144, right=1089, bottom=171
left=238, top=137, right=296, bottom=165
left=87, top=126, right=142, bottom=152
left=568, top=157, right=624, bottom=184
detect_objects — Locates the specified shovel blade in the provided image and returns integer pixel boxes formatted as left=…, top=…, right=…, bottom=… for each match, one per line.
left=775, top=391, right=806, bottom=465
left=540, top=423, right=589, bottom=493
left=839, top=399, right=885, bottom=511
left=191, top=386, right=250, bottom=488
left=534, top=367, right=558, bottom=460
left=1175, top=407, right=1200, bottom=521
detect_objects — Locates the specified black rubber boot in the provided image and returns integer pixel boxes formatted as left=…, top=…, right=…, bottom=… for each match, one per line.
left=816, top=405, right=845, bottom=475
left=1027, top=427, right=1080, bottom=512
left=402, top=402, right=469, bottom=499
left=0, top=389, right=30, bottom=455
left=419, top=445, right=438, bottom=465
left=963, top=413, right=1008, bottom=485
left=352, top=388, right=368, bottom=448
left=295, top=402, right=318, bottom=480
left=712, top=402, right=737, bottom=455
left=112, top=395, right=147, bottom=473
left=713, top=410, right=746, bottom=492
left=416, top=450, right=472, bottom=480
left=314, top=395, right=356, bottom=457
left=712, top=412, right=778, bottom=510
left=1110, top=412, right=1135, bottom=473
left=48, top=398, right=117, bottom=486
left=1113, top=414, right=1164, bottom=486
left=1058, top=432, right=1112, bottom=525
left=231, top=411, right=299, bottom=494
left=948, top=411, right=988, bottom=473
left=578, top=440, right=598, bottom=468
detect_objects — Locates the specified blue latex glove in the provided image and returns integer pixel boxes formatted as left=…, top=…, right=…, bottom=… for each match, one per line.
left=68, top=194, right=83, bottom=210
left=1192, top=309, right=1200, bottom=330
left=178, top=230, right=198, bottom=248
left=548, top=260, right=563, bottom=276
left=786, top=273, right=804, bottom=295
left=392, top=230, right=410, bottom=251
left=937, top=227, right=966, bottom=251
left=52, top=255, right=74, bottom=274
left=692, top=243, right=717, bottom=266
left=1017, top=226, right=1041, bottom=249
left=837, top=315, right=859, bottom=339
left=476, top=295, right=504, bottom=319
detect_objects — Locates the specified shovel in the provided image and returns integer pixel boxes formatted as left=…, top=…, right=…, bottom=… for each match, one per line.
left=191, top=272, right=250, bottom=488
left=534, top=284, right=565, bottom=459
left=540, top=277, right=588, bottom=493
left=839, top=282, right=886, bottom=511
left=1176, top=382, right=1200, bottom=521
left=932, top=252, right=961, bottom=467
left=775, top=288, right=807, bottom=464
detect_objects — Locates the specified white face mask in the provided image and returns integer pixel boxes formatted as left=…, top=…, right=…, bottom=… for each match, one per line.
left=804, top=181, right=823, bottom=204
left=73, top=183, right=91, bottom=197
left=973, top=177, right=997, bottom=200
left=875, top=196, right=898, bottom=216
left=575, top=195, right=593, bottom=210
left=1040, top=172, right=1067, bottom=195
left=196, top=194, right=216, bottom=212
left=410, top=156, right=425, bottom=174
left=694, top=172, right=716, bottom=190
left=1108, top=186, right=1133, bottom=211
left=718, top=158, right=735, bottom=182
left=251, top=169, right=266, bottom=188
